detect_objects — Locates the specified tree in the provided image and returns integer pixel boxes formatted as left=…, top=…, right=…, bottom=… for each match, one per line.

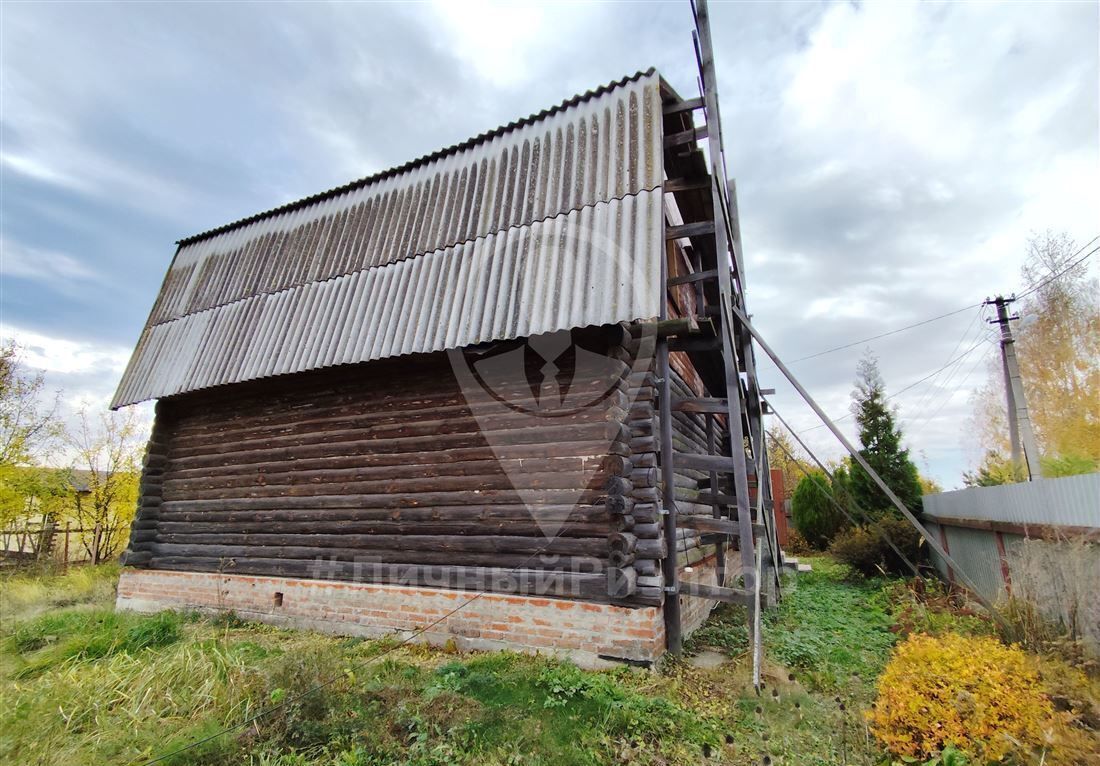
left=969, top=232, right=1100, bottom=479
left=848, top=352, right=924, bottom=517
left=65, top=408, right=144, bottom=563
left=0, top=341, right=62, bottom=525
left=791, top=469, right=849, bottom=549
left=766, top=427, right=813, bottom=497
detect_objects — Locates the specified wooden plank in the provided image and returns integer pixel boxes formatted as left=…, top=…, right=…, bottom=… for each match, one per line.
left=662, top=96, right=704, bottom=115
left=671, top=396, right=727, bottom=414
left=679, top=516, right=766, bottom=538
left=663, top=125, right=709, bottom=148
left=664, top=176, right=712, bottom=193
left=665, top=221, right=715, bottom=240
left=697, top=490, right=737, bottom=505
left=679, top=581, right=752, bottom=604
left=667, top=269, right=719, bottom=287
left=672, top=452, right=736, bottom=473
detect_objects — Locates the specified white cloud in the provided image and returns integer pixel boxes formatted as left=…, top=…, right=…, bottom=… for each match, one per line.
left=1, top=238, right=100, bottom=287
left=2, top=326, right=130, bottom=380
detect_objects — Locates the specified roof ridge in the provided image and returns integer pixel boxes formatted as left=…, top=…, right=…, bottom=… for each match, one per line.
left=177, top=68, right=658, bottom=247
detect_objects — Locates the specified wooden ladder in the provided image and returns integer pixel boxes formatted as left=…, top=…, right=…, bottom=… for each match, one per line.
left=652, top=0, right=782, bottom=689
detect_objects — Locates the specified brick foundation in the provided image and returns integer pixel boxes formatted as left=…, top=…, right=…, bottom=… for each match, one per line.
left=679, top=548, right=741, bottom=635
left=117, top=569, right=665, bottom=667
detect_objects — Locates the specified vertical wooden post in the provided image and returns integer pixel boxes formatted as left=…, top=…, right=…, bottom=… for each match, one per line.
left=92, top=522, right=102, bottom=565
left=63, top=524, right=70, bottom=569
left=658, top=242, right=683, bottom=655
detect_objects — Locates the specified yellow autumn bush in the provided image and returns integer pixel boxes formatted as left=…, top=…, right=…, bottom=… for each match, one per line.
left=869, top=632, right=1052, bottom=762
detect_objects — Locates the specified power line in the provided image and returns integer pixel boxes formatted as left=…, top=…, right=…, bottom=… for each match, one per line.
left=901, top=307, right=982, bottom=419
left=789, top=303, right=980, bottom=363
left=803, top=334, right=992, bottom=431
left=908, top=341, right=989, bottom=439
left=901, top=305, right=989, bottom=427
left=789, top=234, right=1098, bottom=366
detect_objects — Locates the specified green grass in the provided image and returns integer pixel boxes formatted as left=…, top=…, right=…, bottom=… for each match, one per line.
left=681, top=555, right=900, bottom=764
left=0, top=558, right=910, bottom=766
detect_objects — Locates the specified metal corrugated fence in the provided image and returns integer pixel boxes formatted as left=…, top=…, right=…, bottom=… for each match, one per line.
left=113, top=70, right=666, bottom=408
left=925, top=473, right=1100, bottom=527
left=925, top=474, right=1099, bottom=647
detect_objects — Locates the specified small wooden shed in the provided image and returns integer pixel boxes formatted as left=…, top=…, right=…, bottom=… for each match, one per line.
left=115, top=62, right=779, bottom=666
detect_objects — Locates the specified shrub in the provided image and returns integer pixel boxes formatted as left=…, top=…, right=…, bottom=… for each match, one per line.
left=785, top=528, right=813, bottom=555
left=830, top=516, right=921, bottom=576
left=869, top=632, right=1052, bottom=762
left=791, top=470, right=848, bottom=549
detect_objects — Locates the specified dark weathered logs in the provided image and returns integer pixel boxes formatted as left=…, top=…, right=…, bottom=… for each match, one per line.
left=124, top=327, right=683, bottom=609
left=142, top=543, right=605, bottom=572
left=607, top=532, right=638, bottom=567
left=605, top=495, right=634, bottom=516
left=607, top=567, right=638, bottom=598
left=630, top=467, right=658, bottom=488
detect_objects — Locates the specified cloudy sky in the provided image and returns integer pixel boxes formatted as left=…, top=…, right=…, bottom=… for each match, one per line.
left=2, top=0, right=1097, bottom=487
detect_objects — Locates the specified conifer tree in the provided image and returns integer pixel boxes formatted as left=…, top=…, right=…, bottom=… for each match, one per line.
left=849, top=352, right=924, bottom=517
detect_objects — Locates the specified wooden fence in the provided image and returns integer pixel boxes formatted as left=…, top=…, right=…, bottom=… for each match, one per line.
left=0, top=519, right=127, bottom=567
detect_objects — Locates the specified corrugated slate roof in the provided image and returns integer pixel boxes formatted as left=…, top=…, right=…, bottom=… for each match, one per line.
left=112, top=70, right=666, bottom=408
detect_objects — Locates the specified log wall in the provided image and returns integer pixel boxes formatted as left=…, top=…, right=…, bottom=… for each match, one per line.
left=122, top=326, right=664, bottom=606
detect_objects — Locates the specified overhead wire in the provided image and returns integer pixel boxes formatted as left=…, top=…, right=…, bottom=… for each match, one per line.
left=789, top=302, right=980, bottom=363
left=900, top=304, right=992, bottom=427
left=900, top=304, right=986, bottom=423
left=802, top=332, right=992, bottom=432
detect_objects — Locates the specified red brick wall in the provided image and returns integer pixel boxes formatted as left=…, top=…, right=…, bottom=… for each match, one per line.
left=117, top=568, right=664, bottom=667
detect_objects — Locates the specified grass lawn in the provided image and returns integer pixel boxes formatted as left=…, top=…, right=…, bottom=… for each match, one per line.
left=5, top=556, right=1088, bottom=765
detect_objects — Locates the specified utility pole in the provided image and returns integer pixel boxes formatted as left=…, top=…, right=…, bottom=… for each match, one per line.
left=985, top=295, right=1043, bottom=480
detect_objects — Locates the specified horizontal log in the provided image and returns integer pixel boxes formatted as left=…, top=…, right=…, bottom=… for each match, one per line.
left=152, top=504, right=607, bottom=525
left=159, top=488, right=614, bottom=513
left=143, top=518, right=612, bottom=539
left=142, top=532, right=608, bottom=557
left=141, top=543, right=606, bottom=572
left=163, top=470, right=613, bottom=502
left=162, top=457, right=617, bottom=495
